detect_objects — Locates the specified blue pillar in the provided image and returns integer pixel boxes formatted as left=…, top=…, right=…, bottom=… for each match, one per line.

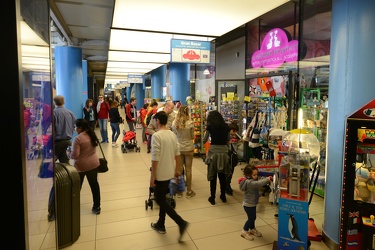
left=55, top=46, right=83, bottom=119
left=151, top=65, right=166, bottom=100
left=126, top=85, right=132, bottom=100
left=134, top=83, right=145, bottom=109
left=324, top=0, right=375, bottom=244
left=170, top=63, right=190, bottom=103
left=82, top=60, right=88, bottom=101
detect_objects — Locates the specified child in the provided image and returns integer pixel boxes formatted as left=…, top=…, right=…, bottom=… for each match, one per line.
left=238, top=164, right=272, bottom=241
left=226, top=122, right=243, bottom=195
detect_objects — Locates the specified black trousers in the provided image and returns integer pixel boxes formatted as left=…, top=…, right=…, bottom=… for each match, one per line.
left=154, top=180, right=185, bottom=228
left=209, top=172, right=227, bottom=198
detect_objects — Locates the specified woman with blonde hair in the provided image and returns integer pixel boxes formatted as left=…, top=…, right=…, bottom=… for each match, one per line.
left=171, top=105, right=196, bottom=198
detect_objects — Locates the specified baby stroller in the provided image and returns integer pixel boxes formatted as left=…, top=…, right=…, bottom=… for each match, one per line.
left=145, top=167, right=176, bottom=210
left=121, top=130, right=141, bottom=153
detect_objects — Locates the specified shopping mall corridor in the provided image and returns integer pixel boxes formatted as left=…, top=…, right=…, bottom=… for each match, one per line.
left=28, top=108, right=329, bottom=250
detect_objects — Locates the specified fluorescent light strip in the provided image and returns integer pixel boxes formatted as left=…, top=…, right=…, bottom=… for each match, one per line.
left=107, top=61, right=163, bottom=69
left=108, top=51, right=170, bottom=63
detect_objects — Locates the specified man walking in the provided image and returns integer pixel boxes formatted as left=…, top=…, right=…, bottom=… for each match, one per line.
left=48, top=95, right=76, bottom=221
left=125, top=97, right=137, bottom=132
left=150, top=111, right=189, bottom=242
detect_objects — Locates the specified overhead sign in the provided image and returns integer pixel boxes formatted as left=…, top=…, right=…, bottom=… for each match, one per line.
left=128, top=74, right=143, bottom=84
left=171, top=39, right=210, bottom=63
left=251, top=28, right=298, bottom=69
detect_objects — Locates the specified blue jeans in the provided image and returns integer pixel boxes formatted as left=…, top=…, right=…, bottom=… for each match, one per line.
left=110, top=122, right=120, bottom=143
left=98, top=119, right=108, bottom=142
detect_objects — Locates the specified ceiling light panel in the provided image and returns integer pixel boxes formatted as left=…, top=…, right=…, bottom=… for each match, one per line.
left=108, top=51, right=170, bottom=63
left=107, top=61, right=163, bottom=69
left=113, top=0, right=289, bottom=36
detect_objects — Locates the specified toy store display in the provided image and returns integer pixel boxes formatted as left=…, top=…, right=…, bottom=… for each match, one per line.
left=220, top=93, right=241, bottom=126
left=190, top=101, right=207, bottom=155
left=340, top=99, right=375, bottom=250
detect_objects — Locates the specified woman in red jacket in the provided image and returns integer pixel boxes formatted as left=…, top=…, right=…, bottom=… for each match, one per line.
left=140, top=103, right=149, bottom=143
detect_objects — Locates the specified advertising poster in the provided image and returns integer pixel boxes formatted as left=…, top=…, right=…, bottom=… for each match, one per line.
left=278, top=198, right=308, bottom=250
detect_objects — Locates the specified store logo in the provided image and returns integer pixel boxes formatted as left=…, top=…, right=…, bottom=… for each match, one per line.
left=251, top=28, right=298, bottom=69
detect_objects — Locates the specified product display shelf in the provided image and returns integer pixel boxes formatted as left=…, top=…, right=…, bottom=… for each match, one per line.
left=220, top=99, right=241, bottom=127
left=300, top=107, right=328, bottom=197
left=190, top=101, right=207, bottom=155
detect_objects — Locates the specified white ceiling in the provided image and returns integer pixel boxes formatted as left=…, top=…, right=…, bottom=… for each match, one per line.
left=50, top=0, right=289, bottom=86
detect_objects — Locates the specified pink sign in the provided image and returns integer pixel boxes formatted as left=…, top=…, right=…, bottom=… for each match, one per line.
left=251, top=28, right=298, bottom=69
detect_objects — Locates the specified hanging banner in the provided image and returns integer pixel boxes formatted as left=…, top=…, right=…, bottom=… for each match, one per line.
left=128, top=74, right=143, bottom=84
left=251, top=28, right=298, bottom=69
left=170, top=39, right=210, bottom=63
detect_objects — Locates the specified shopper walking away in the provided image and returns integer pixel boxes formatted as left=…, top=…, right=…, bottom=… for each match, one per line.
left=202, top=110, right=230, bottom=205
left=140, top=102, right=149, bottom=144
left=48, top=95, right=76, bottom=221
left=68, top=119, right=101, bottom=214
left=109, top=100, right=122, bottom=147
left=150, top=111, right=189, bottom=242
left=96, top=95, right=110, bottom=143
left=145, top=100, right=158, bottom=153
left=238, top=164, right=272, bottom=241
left=171, top=105, right=196, bottom=198
left=125, top=97, right=137, bottom=132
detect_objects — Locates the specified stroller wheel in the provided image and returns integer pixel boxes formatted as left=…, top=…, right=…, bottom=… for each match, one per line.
left=145, top=200, right=148, bottom=210
left=137, top=147, right=141, bottom=152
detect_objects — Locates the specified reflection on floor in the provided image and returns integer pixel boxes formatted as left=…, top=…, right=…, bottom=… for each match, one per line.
left=28, top=108, right=330, bottom=250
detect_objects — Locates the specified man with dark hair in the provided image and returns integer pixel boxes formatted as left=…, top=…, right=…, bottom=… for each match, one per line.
left=125, top=97, right=137, bottom=132
left=150, top=111, right=189, bottom=242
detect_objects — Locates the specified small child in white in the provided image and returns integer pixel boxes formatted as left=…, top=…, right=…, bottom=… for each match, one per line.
left=238, top=164, right=272, bottom=241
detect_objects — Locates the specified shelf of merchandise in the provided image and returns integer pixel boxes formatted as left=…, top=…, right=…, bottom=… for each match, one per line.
left=190, top=101, right=207, bottom=156
left=300, top=107, right=328, bottom=197
left=220, top=99, right=241, bottom=131
left=241, top=97, right=288, bottom=162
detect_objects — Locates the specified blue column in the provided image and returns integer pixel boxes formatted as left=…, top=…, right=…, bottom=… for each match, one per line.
left=134, top=83, right=145, bottom=109
left=151, top=65, right=166, bottom=100
left=82, top=60, right=88, bottom=101
left=170, top=63, right=190, bottom=103
left=324, top=0, right=375, bottom=244
left=55, top=46, right=83, bottom=119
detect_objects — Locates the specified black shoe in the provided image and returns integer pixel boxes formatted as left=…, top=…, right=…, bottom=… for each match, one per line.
left=47, top=213, right=55, bottom=222
left=178, top=221, right=189, bottom=243
left=220, top=194, right=227, bottom=203
left=208, top=197, right=215, bottom=205
left=92, top=207, right=101, bottom=214
left=151, top=222, right=166, bottom=234
left=147, top=149, right=151, bottom=154
left=225, top=187, right=233, bottom=196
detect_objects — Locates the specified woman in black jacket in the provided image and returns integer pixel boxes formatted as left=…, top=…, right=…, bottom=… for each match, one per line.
left=109, top=100, right=122, bottom=147
left=203, top=110, right=230, bottom=205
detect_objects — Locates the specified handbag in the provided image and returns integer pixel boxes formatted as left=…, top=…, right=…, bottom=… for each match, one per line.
left=97, top=141, right=109, bottom=173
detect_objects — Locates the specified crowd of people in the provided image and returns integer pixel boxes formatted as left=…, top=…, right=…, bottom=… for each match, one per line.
left=48, top=93, right=270, bottom=242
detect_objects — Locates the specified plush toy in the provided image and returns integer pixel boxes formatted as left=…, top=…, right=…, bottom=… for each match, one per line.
left=354, top=176, right=362, bottom=201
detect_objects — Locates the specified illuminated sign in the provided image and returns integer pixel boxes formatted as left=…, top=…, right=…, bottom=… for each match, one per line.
left=251, top=28, right=298, bottom=69
left=170, top=39, right=210, bottom=63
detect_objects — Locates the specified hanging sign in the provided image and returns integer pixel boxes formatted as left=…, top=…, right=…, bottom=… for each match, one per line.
left=170, top=39, right=210, bottom=63
left=251, top=28, right=298, bottom=69
left=128, top=74, right=143, bottom=84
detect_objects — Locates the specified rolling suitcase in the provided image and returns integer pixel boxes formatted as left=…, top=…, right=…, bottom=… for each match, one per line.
left=55, top=163, right=81, bottom=248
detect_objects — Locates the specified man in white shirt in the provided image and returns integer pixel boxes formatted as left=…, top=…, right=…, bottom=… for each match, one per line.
left=149, top=111, right=189, bottom=242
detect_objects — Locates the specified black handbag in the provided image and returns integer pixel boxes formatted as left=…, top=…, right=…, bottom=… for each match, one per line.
left=97, top=141, right=109, bottom=173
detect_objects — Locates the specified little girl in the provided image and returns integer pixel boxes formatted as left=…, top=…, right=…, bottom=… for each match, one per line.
left=238, top=164, right=272, bottom=241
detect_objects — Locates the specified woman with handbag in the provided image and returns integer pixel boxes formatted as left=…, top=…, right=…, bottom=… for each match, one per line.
left=68, top=118, right=102, bottom=215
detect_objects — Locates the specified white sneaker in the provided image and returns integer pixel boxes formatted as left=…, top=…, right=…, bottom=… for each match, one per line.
left=112, top=143, right=118, bottom=147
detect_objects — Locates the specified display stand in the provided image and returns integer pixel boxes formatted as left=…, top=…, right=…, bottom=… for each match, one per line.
left=277, top=151, right=310, bottom=250
left=190, top=101, right=207, bottom=156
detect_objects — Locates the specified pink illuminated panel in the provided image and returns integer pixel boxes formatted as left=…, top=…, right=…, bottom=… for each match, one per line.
left=251, top=28, right=298, bottom=69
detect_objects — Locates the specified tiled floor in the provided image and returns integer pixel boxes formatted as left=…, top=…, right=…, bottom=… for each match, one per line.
left=28, top=109, right=330, bottom=250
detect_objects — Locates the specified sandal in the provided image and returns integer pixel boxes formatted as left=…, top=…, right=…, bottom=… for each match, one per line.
left=241, top=232, right=254, bottom=241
